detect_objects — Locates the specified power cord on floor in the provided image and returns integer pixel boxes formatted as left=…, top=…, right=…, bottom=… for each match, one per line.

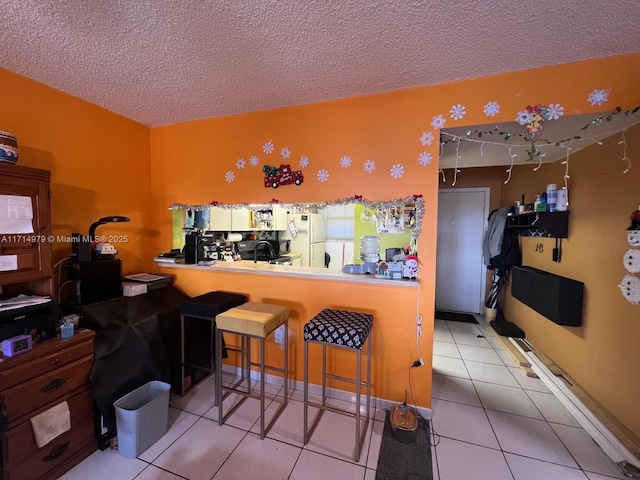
left=408, top=365, right=441, bottom=447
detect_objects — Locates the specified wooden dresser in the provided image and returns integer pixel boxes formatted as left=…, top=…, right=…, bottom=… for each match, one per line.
left=0, top=330, right=96, bottom=480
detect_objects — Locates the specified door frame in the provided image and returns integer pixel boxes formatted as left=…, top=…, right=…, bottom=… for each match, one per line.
left=437, top=187, right=491, bottom=314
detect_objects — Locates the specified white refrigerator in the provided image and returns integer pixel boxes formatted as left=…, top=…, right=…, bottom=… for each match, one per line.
left=286, top=213, right=326, bottom=267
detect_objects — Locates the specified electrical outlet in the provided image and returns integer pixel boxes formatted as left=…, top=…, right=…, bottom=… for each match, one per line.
left=274, top=325, right=284, bottom=345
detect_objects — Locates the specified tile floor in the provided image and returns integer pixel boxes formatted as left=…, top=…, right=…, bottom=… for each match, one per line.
left=59, top=316, right=629, bottom=480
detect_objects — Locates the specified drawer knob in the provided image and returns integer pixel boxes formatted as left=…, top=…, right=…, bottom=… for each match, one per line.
left=43, top=440, right=70, bottom=462
left=41, top=376, right=68, bottom=393
left=50, top=358, right=59, bottom=366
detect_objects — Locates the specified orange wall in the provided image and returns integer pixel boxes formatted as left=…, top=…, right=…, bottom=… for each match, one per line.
left=0, top=68, right=151, bottom=274
left=150, top=54, right=640, bottom=409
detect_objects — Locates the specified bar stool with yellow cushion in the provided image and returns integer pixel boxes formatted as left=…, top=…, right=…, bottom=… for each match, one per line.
left=303, top=308, right=373, bottom=462
left=215, top=302, right=290, bottom=439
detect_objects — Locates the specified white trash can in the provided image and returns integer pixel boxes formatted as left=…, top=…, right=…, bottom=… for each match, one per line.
left=114, top=380, right=171, bottom=458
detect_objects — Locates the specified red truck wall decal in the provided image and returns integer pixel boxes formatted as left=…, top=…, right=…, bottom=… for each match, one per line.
left=263, top=164, right=304, bottom=188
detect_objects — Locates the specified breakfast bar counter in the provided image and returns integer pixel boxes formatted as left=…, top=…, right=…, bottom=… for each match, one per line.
left=154, top=260, right=419, bottom=288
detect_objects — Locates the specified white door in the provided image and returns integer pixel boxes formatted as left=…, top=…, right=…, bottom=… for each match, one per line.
left=436, top=188, right=489, bottom=314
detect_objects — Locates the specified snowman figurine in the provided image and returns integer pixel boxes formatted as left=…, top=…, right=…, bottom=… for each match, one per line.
left=403, top=255, right=420, bottom=280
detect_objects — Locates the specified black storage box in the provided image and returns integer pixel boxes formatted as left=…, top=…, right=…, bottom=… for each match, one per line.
left=511, top=265, right=584, bottom=327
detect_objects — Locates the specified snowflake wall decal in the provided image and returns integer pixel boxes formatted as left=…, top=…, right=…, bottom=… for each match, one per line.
left=418, top=152, right=432, bottom=166
left=483, top=101, right=500, bottom=117
left=249, top=155, right=259, bottom=167
left=299, top=156, right=310, bottom=168
left=546, top=103, right=564, bottom=120
left=588, top=89, right=609, bottom=106
left=340, top=156, right=352, bottom=168
left=431, top=114, right=446, bottom=129
left=390, top=164, right=405, bottom=178
left=263, top=142, right=274, bottom=154
left=280, top=147, right=291, bottom=159
left=363, top=160, right=376, bottom=173
left=449, top=104, right=466, bottom=121
left=225, top=171, right=235, bottom=182
left=235, top=158, right=246, bottom=169
left=420, top=132, right=434, bottom=146
left=317, top=169, right=329, bottom=182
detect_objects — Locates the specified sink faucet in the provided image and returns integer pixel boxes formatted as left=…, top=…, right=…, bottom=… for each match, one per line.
left=253, top=241, right=276, bottom=263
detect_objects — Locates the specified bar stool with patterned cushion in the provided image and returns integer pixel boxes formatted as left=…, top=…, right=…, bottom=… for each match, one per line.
left=303, top=308, right=373, bottom=462
left=215, top=302, right=290, bottom=439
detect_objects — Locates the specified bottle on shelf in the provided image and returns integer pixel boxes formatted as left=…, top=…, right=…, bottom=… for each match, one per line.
left=547, top=184, right=558, bottom=212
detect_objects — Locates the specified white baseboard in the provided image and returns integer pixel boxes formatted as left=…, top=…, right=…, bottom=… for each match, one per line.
left=510, top=338, right=640, bottom=476
left=220, top=363, right=432, bottom=421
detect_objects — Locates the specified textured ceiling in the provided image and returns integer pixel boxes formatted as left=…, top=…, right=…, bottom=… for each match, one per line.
left=1, top=0, right=639, bottom=128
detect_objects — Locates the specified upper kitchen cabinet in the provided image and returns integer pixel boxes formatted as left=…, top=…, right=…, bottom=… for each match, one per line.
left=209, top=206, right=232, bottom=231
left=251, top=205, right=288, bottom=231
left=0, top=164, right=53, bottom=296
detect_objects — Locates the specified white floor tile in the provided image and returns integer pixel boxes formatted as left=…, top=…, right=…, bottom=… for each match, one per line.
left=505, top=452, right=590, bottom=479
left=434, top=319, right=449, bottom=330
left=457, top=344, right=504, bottom=365
left=152, top=418, right=246, bottom=480
left=451, top=331, right=493, bottom=348
left=135, top=465, right=185, bottom=480
left=435, top=437, right=513, bottom=480
left=170, top=376, right=217, bottom=415
left=364, top=467, right=377, bottom=480
left=525, top=390, right=581, bottom=427
left=550, top=423, right=628, bottom=479
left=431, top=398, right=500, bottom=449
left=507, top=367, right=551, bottom=393
left=496, top=349, right=519, bottom=366
left=434, top=329, right=455, bottom=343
left=431, top=441, right=440, bottom=480
left=251, top=398, right=319, bottom=447
left=212, top=434, right=300, bottom=479
left=433, top=340, right=461, bottom=358
left=487, top=336, right=507, bottom=350
left=473, top=381, right=544, bottom=419
left=302, top=407, right=373, bottom=466
left=464, top=361, right=520, bottom=387
left=432, top=355, right=470, bottom=379
left=584, top=472, right=630, bottom=480
left=445, top=321, right=482, bottom=334
left=58, top=448, right=147, bottom=480
left=290, top=449, right=367, bottom=480
left=431, top=373, right=482, bottom=407
left=138, top=407, right=200, bottom=462
left=365, top=419, right=384, bottom=470
left=486, top=410, right=578, bottom=467
left=203, top=390, right=278, bottom=431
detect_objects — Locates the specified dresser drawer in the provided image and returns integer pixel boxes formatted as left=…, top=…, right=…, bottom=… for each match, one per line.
left=0, top=339, right=93, bottom=390
left=2, top=414, right=94, bottom=480
left=1, top=356, right=93, bottom=425
left=2, top=386, right=94, bottom=468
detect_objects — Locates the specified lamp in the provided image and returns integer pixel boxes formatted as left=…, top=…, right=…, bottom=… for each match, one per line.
left=88, top=216, right=130, bottom=240
left=72, top=216, right=131, bottom=262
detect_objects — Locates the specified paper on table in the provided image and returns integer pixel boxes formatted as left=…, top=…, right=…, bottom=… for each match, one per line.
left=0, top=255, right=18, bottom=272
left=124, top=273, right=168, bottom=282
left=0, top=195, right=34, bottom=233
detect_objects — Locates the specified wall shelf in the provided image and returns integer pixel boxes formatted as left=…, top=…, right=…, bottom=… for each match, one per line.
left=508, top=211, right=569, bottom=238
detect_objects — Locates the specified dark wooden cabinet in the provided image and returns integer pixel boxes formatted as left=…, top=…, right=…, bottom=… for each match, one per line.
left=0, top=163, right=53, bottom=297
left=507, top=211, right=569, bottom=238
left=0, top=330, right=97, bottom=480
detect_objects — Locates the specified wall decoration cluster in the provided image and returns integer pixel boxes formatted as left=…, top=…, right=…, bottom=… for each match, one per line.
left=619, top=205, right=640, bottom=305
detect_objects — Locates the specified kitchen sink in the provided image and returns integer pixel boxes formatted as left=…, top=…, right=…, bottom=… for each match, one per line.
left=267, top=256, right=293, bottom=265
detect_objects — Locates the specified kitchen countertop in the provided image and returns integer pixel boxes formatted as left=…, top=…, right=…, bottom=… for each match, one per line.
left=154, top=259, right=419, bottom=287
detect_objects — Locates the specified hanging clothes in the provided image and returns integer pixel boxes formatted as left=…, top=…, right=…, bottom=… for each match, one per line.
left=483, top=206, right=512, bottom=266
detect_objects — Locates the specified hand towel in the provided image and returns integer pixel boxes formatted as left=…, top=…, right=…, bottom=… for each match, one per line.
left=29, top=400, right=71, bottom=448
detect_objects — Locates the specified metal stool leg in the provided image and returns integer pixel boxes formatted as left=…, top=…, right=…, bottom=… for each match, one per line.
left=355, top=347, right=362, bottom=462
left=216, top=328, right=223, bottom=425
